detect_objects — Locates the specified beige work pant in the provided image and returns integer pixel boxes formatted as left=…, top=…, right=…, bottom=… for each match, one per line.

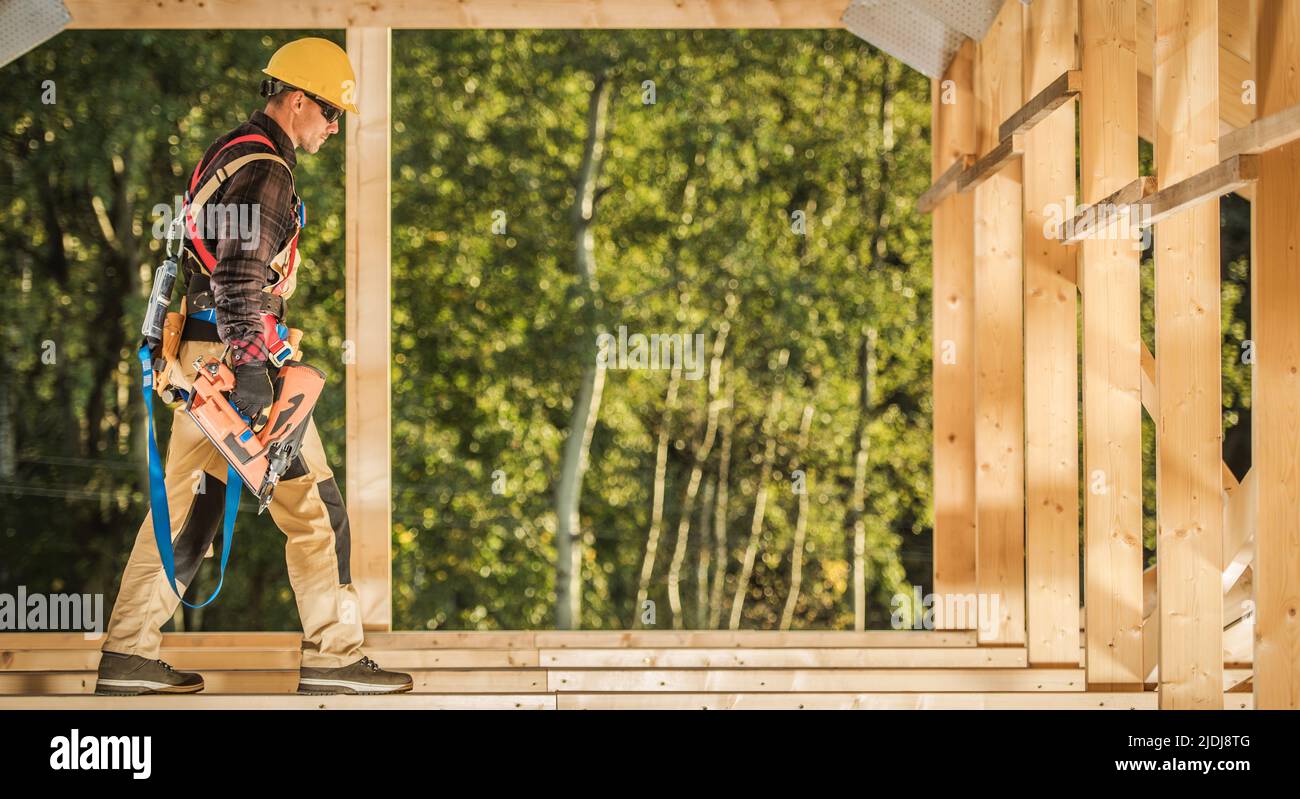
left=102, top=340, right=364, bottom=668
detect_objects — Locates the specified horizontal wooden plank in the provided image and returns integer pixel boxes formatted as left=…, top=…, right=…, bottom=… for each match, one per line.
left=1221, top=101, right=1300, bottom=160
left=64, top=0, right=849, bottom=29
left=1143, top=154, right=1259, bottom=226
left=957, top=134, right=1024, bottom=193
left=0, top=648, right=300, bottom=672
left=0, top=670, right=296, bottom=695
left=557, top=692, right=1181, bottom=710
left=1, top=648, right=545, bottom=671
left=998, top=70, right=1082, bottom=142
left=0, top=694, right=555, bottom=710
left=411, top=670, right=547, bottom=693
left=363, top=632, right=537, bottom=649
left=547, top=668, right=1085, bottom=692
left=0, top=668, right=549, bottom=694
left=0, top=692, right=1255, bottom=710
left=0, top=629, right=983, bottom=651
left=0, top=632, right=302, bottom=650
left=539, top=647, right=1028, bottom=669
left=1063, top=157, right=1257, bottom=244
left=1061, top=177, right=1157, bottom=244
left=531, top=630, right=980, bottom=648
left=917, top=154, right=974, bottom=214
left=360, top=649, right=539, bottom=668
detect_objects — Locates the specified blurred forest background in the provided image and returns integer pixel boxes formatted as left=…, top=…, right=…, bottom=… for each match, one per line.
left=0, top=30, right=1251, bottom=632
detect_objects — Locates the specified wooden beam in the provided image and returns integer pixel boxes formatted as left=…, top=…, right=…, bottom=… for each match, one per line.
left=1153, top=0, right=1224, bottom=710
left=930, top=41, right=979, bottom=629
left=1023, top=0, right=1080, bottom=666
left=1221, top=101, right=1300, bottom=160
left=555, top=692, right=1161, bottom=710
left=1137, top=69, right=1155, bottom=143
left=63, top=0, right=851, bottom=28
left=345, top=27, right=394, bottom=631
left=1142, top=566, right=1254, bottom=681
left=1222, top=616, right=1254, bottom=666
left=1221, top=468, right=1255, bottom=592
left=1136, top=0, right=1257, bottom=138
left=1144, top=346, right=1237, bottom=499
left=957, top=134, right=1025, bottom=193
left=973, top=0, right=1025, bottom=647
left=0, top=693, right=1185, bottom=711
left=1080, top=0, right=1143, bottom=691
left=533, top=629, right=980, bottom=647
left=917, top=154, right=974, bottom=214
left=1252, top=0, right=1300, bottom=710
left=547, top=668, right=1086, bottom=692
left=1143, top=154, right=1258, bottom=225
left=999, top=69, right=1082, bottom=141
left=1060, top=177, right=1157, bottom=245
left=537, top=647, right=1029, bottom=668
left=150, top=694, right=558, bottom=709
left=1062, top=157, right=1257, bottom=243
left=1217, top=37, right=1257, bottom=130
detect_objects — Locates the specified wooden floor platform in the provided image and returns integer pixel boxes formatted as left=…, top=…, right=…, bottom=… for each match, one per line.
left=0, top=631, right=1254, bottom=710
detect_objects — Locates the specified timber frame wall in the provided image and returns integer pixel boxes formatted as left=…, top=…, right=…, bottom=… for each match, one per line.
left=60, top=1, right=1300, bottom=709
left=926, top=0, right=1300, bottom=709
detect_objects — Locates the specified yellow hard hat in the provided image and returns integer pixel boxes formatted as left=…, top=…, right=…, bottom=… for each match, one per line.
left=262, top=37, right=359, bottom=115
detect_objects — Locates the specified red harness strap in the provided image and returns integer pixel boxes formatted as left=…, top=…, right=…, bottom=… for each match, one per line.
left=273, top=232, right=301, bottom=296
left=184, top=133, right=280, bottom=274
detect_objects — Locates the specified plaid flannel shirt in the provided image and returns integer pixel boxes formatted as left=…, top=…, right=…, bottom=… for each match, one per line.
left=187, top=110, right=298, bottom=366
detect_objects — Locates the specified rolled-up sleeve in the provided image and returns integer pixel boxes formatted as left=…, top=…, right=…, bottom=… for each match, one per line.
left=209, top=156, right=296, bottom=366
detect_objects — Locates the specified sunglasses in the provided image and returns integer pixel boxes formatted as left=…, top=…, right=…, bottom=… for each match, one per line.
left=301, top=90, right=344, bottom=124
left=262, top=79, right=343, bottom=124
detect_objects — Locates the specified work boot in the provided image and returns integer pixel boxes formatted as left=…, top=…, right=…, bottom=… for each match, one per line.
left=94, top=650, right=205, bottom=696
left=297, top=655, right=413, bottom=695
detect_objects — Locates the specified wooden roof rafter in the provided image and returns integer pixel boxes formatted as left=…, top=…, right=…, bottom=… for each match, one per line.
left=62, top=0, right=854, bottom=29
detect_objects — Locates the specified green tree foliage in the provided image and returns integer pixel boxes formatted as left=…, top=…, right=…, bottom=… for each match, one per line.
left=0, top=29, right=1253, bottom=633
left=389, top=30, right=932, bottom=629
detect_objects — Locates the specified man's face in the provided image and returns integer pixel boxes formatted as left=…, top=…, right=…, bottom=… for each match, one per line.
left=293, top=91, right=340, bottom=154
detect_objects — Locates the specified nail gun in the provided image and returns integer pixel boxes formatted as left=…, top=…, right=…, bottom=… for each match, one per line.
left=185, top=357, right=326, bottom=514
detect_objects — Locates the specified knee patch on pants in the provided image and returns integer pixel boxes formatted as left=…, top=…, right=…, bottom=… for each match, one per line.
left=173, top=473, right=228, bottom=586
left=316, top=477, right=352, bottom=585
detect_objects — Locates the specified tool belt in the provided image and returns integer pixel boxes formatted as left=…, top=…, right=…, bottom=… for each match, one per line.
left=153, top=293, right=304, bottom=403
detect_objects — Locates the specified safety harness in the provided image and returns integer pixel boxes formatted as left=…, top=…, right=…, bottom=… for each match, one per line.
left=136, top=132, right=305, bottom=608
left=181, top=132, right=303, bottom=367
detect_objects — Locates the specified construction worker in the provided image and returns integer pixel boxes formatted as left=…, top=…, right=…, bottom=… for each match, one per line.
left=97, top=38, right=412, bottom=695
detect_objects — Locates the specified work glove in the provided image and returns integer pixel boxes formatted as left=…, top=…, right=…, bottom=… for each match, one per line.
left=229, top=361, right=274, bottom=426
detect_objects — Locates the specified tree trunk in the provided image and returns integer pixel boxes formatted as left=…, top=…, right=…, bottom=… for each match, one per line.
left=847, top=329, right=877, bottom=630
left=84, top=151, right=136, bottom=458
left=728, top=348, right=789, bottom=630
left=632, top=363, right=681, bottom=627
left=554, top=72, right=612, bottom=630
left=708, top=373, right=735, bottom=629
left=780, top=402, right=816, bottom=630
left=845, top=56, right=893, bottom=630
left=667, top=322, right=730, bottom=627
left=694, top=477, right=716, bottom=628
